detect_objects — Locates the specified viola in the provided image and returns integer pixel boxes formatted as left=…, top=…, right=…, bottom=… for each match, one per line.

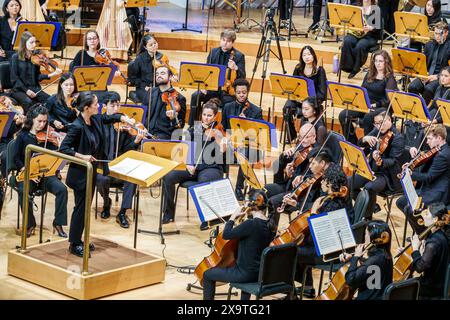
left=36, top=126, right=66, bottom=148
left=222, top=49, right=237, bottom=96
left=114, top=122, right=156, bottom=140
left=292, top=145, right=312, bottom=169
left=203, top=121, right=226, bottom=141
left=409, top=146, right=440, bottom=171
left=161, top=90, right=181, bottom=128
left=94, top=48, right=128, bottom=81
left=31, top=49, right=59, bottom=73
left=375, top=130, right=394, bottom=166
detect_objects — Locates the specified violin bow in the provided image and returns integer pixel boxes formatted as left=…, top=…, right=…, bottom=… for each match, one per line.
left=198, top=196, right=227, bottom=224
left=193, top=121, right=217, bottom=172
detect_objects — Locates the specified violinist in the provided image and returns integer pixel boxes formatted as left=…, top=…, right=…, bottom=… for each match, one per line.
left=351, top=109, right=405, bottom=219
left=408, top=203, right=450, bottom=299
left=0, top=0, right=22, bottom=62
left=144, top=64, right=186, bottom=140
left=10, top=31, right=62, bottom=112
left=59, top=91, right=136, bottom=257
left=45, top=73, right=78, bottom=132
left=162, top=101, right=225, bottom=225
left=13, top=104, right=68, bottom=238
left=295, top=163, right=354, bottom=298
left=396, top=124, right=450, bottom=234
left=339, top=220, right=393, bottom=300
left=96, top=94, right=145, bottom=228
left=221, top=78, right=262, bottom=200
left=69, top=30, right=120, bottom=105
left=202, top=189, right=272, bottom=300
left=188, top=29, right=246, bottom=126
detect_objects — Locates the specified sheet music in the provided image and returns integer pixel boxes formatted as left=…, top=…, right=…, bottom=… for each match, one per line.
left=401, top=170, right=420, bottom=210
left=109, top=157, right=162, bottom=181
left=328, top=209, right=356, bottom=251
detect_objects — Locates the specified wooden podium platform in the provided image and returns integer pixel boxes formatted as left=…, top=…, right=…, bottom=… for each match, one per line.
left=7, top=236, right=166, bottom=300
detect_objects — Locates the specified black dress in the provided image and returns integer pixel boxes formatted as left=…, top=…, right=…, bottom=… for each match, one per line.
left=0, top=16, right=15, bottom=61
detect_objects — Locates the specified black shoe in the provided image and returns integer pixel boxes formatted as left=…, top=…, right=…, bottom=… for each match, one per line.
left=162, top=215, right=174, bottom=224
left=100, top=209, right=110, bottom=219
left=52, top=220, right=67, bottom=238
left=302, top=288, right=316, bottom=299
left=373, top=203, right=382, bottom=214
left=116, top=213, right=129, bottom=228
left=308, top=24, right=319, bottom=32
left=69, top=243, right=89, bottom=258
left=348, top=72, right=357, bottom=79
left=200, top=222, right=209, bottom=231
left=235, top=189, right=244, bottom=201
left=26, top=225, right=36, bottom=238
left=80, top=241, right=95, bottom=252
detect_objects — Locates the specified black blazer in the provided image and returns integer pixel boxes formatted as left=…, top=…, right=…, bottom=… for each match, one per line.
left=221, top=101, right=262, bottom=131
left=59, top=113, right=122, bottom=190
left=10, top=53, right=49, bottom=93
left=207, top=47, right=246, bottom=79
left=45, top=94, right=78, bottom=130
left=412, top=143, right=450, bottom=205
left=100, top=120, right=140, bottom=161
left=424, top=38, right=450, bottom=75
left=293, top=65, right=327, bottom=103
left=128, top=51, right=166, bottom=89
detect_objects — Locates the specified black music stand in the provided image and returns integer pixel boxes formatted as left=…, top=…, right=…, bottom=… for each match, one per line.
left=172, top=0, right=202, bottom=33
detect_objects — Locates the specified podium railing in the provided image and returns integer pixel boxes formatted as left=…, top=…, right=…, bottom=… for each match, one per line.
left=19, top=145, right=94, bottom=275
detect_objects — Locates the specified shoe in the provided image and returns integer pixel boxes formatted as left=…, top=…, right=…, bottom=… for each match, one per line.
left=80, top=241, right=95, bottom=252
left=52, top=220, right=67, bottom=238
left=200, top=222, right=209, bottom=231
left=348, top=70, right=360, bottom=79
left=235, top=189, right=244, bottom=201
left=162, top=215, right=174, bottom=224
left=100, top=209, right=110, bottom=219
left=26, top=226, right=36, bottom=238
left=374, top=203, right=382, bottom=214
left=116, top=213, right=129, bottom=228
left=302, top=288, right=316, bottom=299
left=308, top=24, right=319, bottom=32
left=69, top=243, right=86, bottom=257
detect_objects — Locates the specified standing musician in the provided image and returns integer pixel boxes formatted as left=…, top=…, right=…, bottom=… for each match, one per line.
left=188, top=29, right=246, bottom=127
left=162, top=100, right=226, bottom=225
left=59, top=91, right=136, bottom=257
left=144, top=64, right=186, bottom=140
left=96, top=95, right=145, bottom=228
left=10, top=31, right=62, bottom=112
left=295, top=163, right=354, bottom=298
left=339, top=220, right=393, bottom=300
left=14, top=104, right=68, bottom=238
left=350, top=109, right=405, bottom=219
left=69, top=30, right=120, bottom=105
left=0, top=0, right=22, bottom=62
left=128, top=34, right=175, bottom=103
left=340, top=0, right=381, bottom=79
left=45, top=73, right=78, bottom=132
left=396, top=124, right=450, bottom=234
left=409, top=202, right=450, bottom=299
left=221, top=78, right=263, bottom=200
left=408, top=21, right=450, bottom=105
left=202, top=189, right=272, bottom=300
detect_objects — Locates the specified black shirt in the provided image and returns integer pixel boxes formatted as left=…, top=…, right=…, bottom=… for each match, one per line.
left=45, top=94, right=77, bottom=131
left=69, top=50, right=99, bottom=72
left=0, top=16, right=15, bottom=60
left=362, top=73, right=398, bottom=109
left=127, top=51, right=166, bottom=89
left=222, top=217, right=272, bottom=275
left=221, top=100, right=263, bottom=131
left=188, top=123, right=224, bottom=173
left=293, top=66, right=327, bottom=103
left=10, top=53, right=50, bottom=93
left=14, top=130, right=56, bottom=170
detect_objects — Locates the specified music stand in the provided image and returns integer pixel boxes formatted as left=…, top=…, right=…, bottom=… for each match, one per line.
left=327, top=81, right=372, bottom=139
left=72, top=66, right=114, bottom=92
left=394, top=11, right=430, bottom=46
left=13, top=21, right=61, bottom=50
left=392, top=48, right=428, bottom=90
left=171, top=0, right=201, bottom=33
left=387, top=90, right=430, bottom=127
left=177, top=62, right=225, bottom=125
left=339, top=140, right=374, bottom=200
left=269, top=73, right=316, bottom=149
left=124, top=1, right=157, bottom=53
left=0, top=112, right=15, bottom=138
left=435, top=99, right=450, bottom=127
left=234, top=151, right=264, bottom=191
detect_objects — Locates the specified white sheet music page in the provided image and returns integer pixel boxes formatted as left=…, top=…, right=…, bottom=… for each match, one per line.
left=309, top=214, right=339, bottom=256
left=109, top=157, right=162, bottom=181
left=401, top=170, right=420, bottom=210
left=328, top=208, right=356, bottom=251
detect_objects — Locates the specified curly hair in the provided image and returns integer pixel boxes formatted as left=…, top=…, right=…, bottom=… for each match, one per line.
left=23, top=104, right=48, bottom=132
left=323, top=163, right=347, bottom=193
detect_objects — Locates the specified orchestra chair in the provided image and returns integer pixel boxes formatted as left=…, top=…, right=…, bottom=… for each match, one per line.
left=226, top=243, right=298, bottom=300
left=299, top=189, right=370, bottom=300
left=125, top=60, right=141, bottom=104
left=444, top=263, right=450, bottom=300
left=4, top=139, right=48, bottom=243
left=382, top=278, right=420, bottom=300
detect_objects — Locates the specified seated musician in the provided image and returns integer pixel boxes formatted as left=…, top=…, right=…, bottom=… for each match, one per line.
left=291, top=163, right=353, bottom=298
left=202, top=189, right=272, bottom=300
left=283, top=46, right=327, bottom=142
left=409, top=203, right=450, bottom=299
left=350, top=109, right=405, bottom=219
left=408, top=21, right=450, bottom=105
left=10, top=31, right=62, bottom=112
left=188, top=29, right=246, bottom=127
left=396, top=124, right=450, bottom=234
left=69, top=30, right=120, bottom=105
left=128, top=34, right=176, bottom=103
left=0, top=0, right=22, bottom=62
left=96, top=94, right=145, bottom=228
left=162, top=100, right=226, bottom=225
left=340, top=0, right=381, bottom=79
left=14, top=104, right=68, bottom=238
left=407, top=0, right=443, bottom=51
left=144, top=64, right=186, bottom=140
left=339, top=50, right=398, bottom=144
left=221, top=78, right=262, bottom=200
left=339, top=220, right=393, bottom=300
left=45, top=73, right=78, bottom=132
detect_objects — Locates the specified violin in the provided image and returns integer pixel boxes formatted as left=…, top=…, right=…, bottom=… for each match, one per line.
left=94, top=48, right=128, bottom=81
left=222, top=49, right=237, bottom=96
left=409, top=146, right=440, bottom=171
left=36, top=126, right=66, bottom=148
left=203, top=121, right=226, bottom=141
left=239, top=101, right=250, bottom=117
left=114, top=122, right=157, bottom=140
left=291, top=145, right=312, bottom=169
left=31, top=49, right=59, bottom=73
left=161, top=90, right=181, bottom=128
left=374, top=130, right=394, bottom=166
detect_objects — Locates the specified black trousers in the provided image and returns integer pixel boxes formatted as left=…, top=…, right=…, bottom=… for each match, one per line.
left=10, top=90, right=50, bottom=113
left=188, top=90, right=234, bottom=127
left=378, top=0, right=400, bottom=35
left=340, top=35, right=378, bottom=74
left=282, top=100, right=301, bottom=144
left=96, top=175, right=137, bottom=211
left=135, top=87, right=147, bottom=104
left=278, top=0, right=292, bottom=21
left=396, top=195, right=426, bottom=235
left=18, top=176, right=68, bottom=228
left=338, top=109, right=374, bottom=144
left=203, top=266, right=257, bottom=300
left=350, top=174, right=388, bottom=219
left=266, top=182, right=298, bottom=233
left=162, top=167, right=223, bottom=218
left=408, top=79, right=440, bottom=106
left=296, top=243, right=324, bottom=287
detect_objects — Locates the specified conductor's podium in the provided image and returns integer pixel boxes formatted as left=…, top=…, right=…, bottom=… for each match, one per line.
left=7, top=237, right=166, bottom=299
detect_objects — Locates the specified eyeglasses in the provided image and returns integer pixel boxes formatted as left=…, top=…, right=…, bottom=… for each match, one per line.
left=87, top=37, right=98, bottom=41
